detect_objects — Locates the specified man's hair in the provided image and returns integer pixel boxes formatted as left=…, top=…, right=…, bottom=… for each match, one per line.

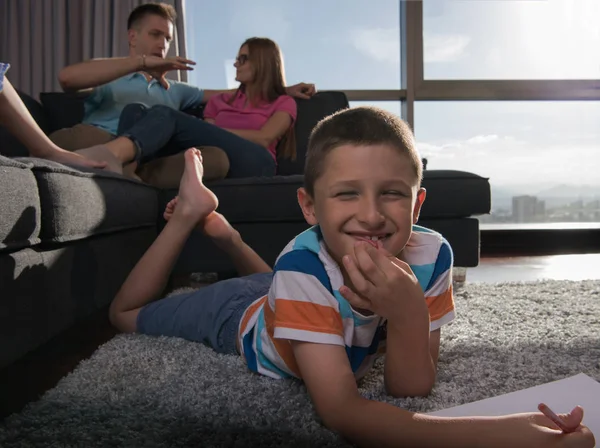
left=304, top=106, right=423, bottom=197
left=127, top=3, right=176, bottom=30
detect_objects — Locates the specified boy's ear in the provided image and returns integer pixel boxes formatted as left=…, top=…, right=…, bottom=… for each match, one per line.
left=413, top=188, right=426, bottom=224
left=297, top=188, right=318, bottom=226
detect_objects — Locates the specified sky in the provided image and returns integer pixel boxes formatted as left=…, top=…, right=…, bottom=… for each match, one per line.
left=184, top=0, right=600, bottom=195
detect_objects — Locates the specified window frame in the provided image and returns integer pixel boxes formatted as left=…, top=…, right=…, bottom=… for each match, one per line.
left=336, top=0, right=600, bottom=256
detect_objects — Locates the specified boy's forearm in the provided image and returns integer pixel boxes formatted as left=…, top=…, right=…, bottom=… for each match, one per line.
left=114, top=214, right=196, bottom=308
left=335, top=397, right=504, bottom=448
left=58, top=57, right=141, bottom=92
left=384, top=315, right=435, bottom=397
left=216, top=232, right=272, bottom=276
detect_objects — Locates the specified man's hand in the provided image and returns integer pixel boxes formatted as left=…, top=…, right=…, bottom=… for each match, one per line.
left=286, top=82, right=317, bottom=100
left=142, top=55, right=196, bottom=72
left=339, top=241, right=427, bottom=323
left=142, top=56, right=196, bottom=89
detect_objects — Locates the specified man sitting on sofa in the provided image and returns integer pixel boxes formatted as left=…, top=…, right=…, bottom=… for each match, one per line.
left=52, top=2, right=316, bottom=183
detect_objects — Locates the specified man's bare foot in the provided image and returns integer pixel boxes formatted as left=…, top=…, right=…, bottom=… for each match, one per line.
left=123, top=161, right=142, bottom=182
left=45, top=147, right=109, bottom=170
left=74, top=145, right=123, bottom=174
left=174, top=148, right=218, bottom=225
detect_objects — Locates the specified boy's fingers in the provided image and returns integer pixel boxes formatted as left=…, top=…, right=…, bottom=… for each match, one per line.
left=342, top=254, right=373, bottom=298
left=354, top=243, right=385, bottom=285
left=339, top=285, right=371, bottom=311
left=559, top=406, right=584, bottom=431
left=538, top=403, right=581, bottom=433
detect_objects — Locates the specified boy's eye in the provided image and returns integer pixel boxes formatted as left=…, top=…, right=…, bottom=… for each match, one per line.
left=383, top=190, right=405, bottom=197
left=335, top=191, right=357, bottom=198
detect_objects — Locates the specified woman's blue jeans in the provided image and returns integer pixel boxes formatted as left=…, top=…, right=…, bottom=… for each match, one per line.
left=117, top=104, right=276, bottom=178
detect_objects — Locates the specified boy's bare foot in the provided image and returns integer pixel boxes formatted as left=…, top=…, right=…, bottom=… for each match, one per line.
left=164, top=200, right=239, bottom=249
left=174, top=148, right=218, bottom=224
left=201, top=211, right=240, bottom=249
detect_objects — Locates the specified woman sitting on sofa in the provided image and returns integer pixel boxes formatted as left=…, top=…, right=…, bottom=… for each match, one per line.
left=92, top=37, right=303, bottom=181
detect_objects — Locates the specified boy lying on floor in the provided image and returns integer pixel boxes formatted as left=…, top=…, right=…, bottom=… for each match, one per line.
left=109, top=107, right=595, bottom=448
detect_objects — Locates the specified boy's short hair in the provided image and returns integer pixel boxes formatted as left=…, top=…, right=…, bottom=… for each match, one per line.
left=127, top=3, right=177, bottom=30
left=304, top=106, right=423, bottom=197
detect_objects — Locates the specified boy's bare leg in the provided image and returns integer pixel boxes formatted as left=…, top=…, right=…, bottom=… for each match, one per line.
left=164, top=198, right=272, bottom=277
left=0, top=76, right=108, bottom=169
left=109, top=148, right=218, bottom=333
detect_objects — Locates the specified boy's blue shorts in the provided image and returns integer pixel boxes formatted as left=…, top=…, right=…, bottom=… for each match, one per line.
left=136, top=272, right=273, bottom=355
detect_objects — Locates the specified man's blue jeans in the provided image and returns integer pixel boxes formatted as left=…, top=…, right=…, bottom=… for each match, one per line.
left=117, top=104, right=276, bottom=178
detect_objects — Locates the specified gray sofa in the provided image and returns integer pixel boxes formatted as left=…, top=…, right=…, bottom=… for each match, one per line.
left=0, top=90, right=491, bottom=369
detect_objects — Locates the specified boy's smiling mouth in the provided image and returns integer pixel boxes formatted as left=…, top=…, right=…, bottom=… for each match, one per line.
left=346, top=232, right=391, bottom=249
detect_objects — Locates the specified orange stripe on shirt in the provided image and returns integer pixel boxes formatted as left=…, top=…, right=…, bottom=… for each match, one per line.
left=239, top=295, right=267, bottom=334
left=426, top=286, right=455, bottom=322
left=272, top=298, right=345, bottom=335
left=264, top=301, right=301, bottom=377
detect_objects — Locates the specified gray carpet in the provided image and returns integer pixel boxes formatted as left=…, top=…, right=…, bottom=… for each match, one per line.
left=1, top=280, right=599, bottom=447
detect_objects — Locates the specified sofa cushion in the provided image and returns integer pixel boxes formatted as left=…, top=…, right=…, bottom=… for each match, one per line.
left=0, top=156, right=42, bottom=253
left=162, top=170, right=491, bottom=224
left=16, top=158, right=159, bottom=243
left=39, top=92, right=85, bottom=134
left=420, top=170, right=491, bottom=218
left=276, top=91, right=349, bottom=176
left=0, top=91, right=50, bottom=157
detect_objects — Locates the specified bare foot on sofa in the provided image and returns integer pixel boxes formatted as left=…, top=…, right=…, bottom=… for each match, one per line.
left=172, top=148, right=218, bottom=225
left=74, top=145, right=123, bottom=174
left=45, top=147, right=108, bottom=170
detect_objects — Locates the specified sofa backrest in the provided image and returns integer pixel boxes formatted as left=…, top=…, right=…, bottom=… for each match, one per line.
left=276, top=91, right=349, bottom=176
left=0, top=90, right=350, bottom=172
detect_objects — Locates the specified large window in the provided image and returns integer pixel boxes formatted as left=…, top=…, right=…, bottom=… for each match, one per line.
left=184, top=0, right=600, bottom=237
left=184, top=0, right=401, bottom=90
left=415, top=101, right=600, bottom=227
left=423, top=0, right=600, bottom=80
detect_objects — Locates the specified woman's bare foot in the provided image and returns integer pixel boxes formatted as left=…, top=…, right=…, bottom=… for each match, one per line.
left=173, top=148, right=218, bottom=225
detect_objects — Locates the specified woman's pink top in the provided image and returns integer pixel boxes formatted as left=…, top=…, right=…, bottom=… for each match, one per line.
left=203, top=90, right=297, bottom=159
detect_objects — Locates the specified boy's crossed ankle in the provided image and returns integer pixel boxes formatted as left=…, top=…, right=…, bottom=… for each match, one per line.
left=172, top=148, right=219, bottom=224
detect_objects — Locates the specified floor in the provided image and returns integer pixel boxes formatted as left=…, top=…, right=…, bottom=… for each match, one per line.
left=1, top=253, right=599, bottom=421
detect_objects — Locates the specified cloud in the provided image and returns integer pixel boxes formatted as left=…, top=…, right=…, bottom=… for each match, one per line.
left=416, top=135, right=600, bottom=187
left=467, top=135, right=498, bottom=145
left=424, top=34, right=470, bottom=63
left=229, top=5, right=291, bottom=43
left=351, top=28, right=400, bottom=64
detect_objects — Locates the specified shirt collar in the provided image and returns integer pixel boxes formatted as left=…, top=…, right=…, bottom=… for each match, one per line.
left=125, top=72, right=170, bottom=89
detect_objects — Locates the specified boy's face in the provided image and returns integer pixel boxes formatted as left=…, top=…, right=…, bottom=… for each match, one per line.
left=298, top=144, right=426, bottom=269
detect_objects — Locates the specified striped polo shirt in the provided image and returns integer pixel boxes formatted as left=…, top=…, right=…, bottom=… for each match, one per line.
left=237, top=225, right=455, bottom=380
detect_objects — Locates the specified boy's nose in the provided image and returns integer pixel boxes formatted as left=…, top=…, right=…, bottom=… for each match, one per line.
left=356, top=199, right=385, bottom=228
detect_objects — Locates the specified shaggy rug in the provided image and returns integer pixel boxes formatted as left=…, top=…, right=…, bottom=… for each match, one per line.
left=1, top=280, right=599, bottom=447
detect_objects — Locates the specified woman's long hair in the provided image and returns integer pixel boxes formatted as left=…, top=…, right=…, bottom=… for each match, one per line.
left=229, top=37, right=296, bottom=160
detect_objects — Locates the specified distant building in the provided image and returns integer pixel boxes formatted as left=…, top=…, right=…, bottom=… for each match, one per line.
left=512, top=195, right=546, bottom=223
